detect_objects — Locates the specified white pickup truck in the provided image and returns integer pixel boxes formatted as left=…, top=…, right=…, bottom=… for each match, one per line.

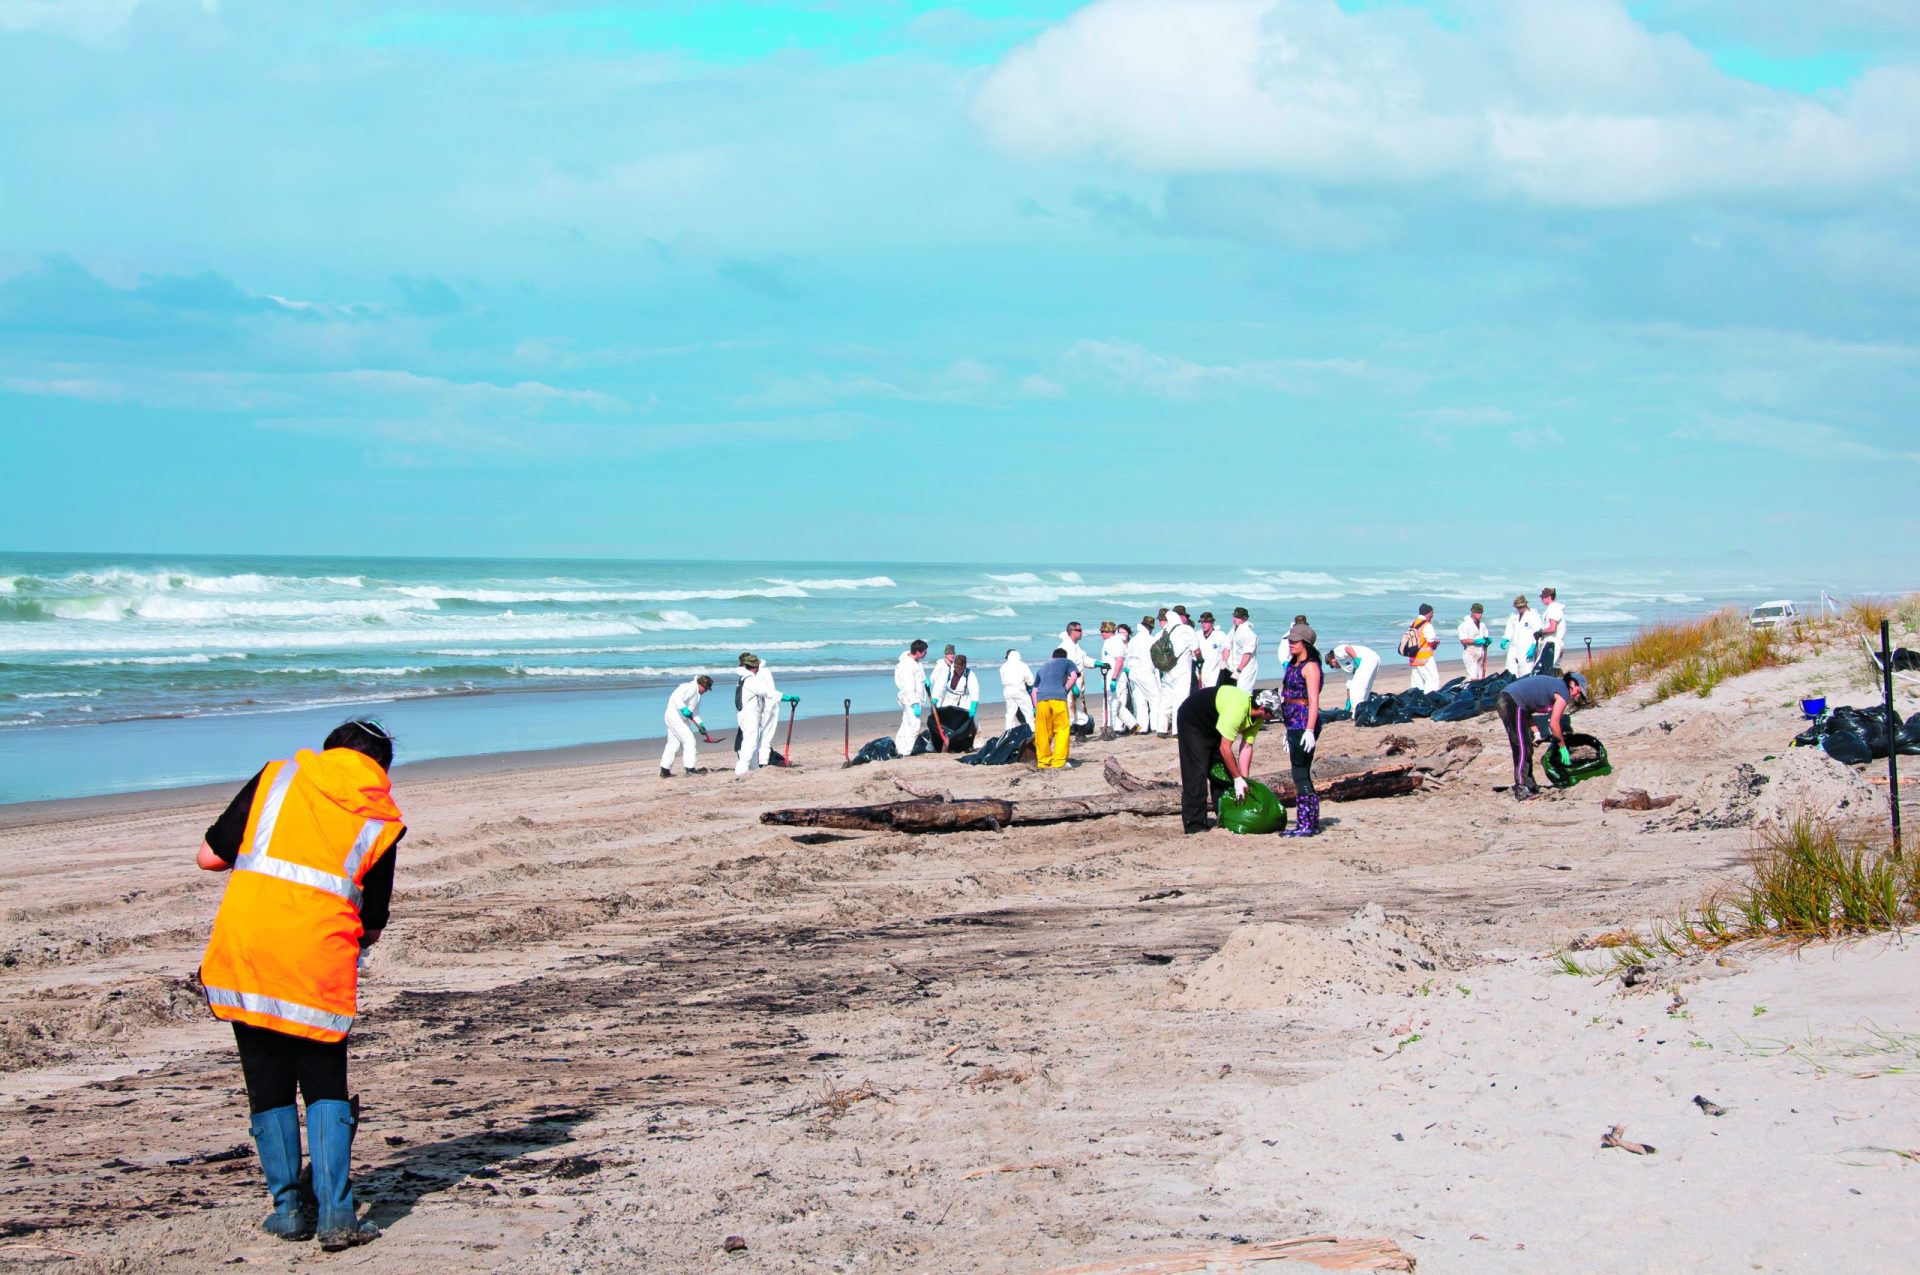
left=1747, top=600, right=1799, bottom=629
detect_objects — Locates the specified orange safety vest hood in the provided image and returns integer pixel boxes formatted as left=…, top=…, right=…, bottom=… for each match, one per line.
left=200, top=748, right=404, bottom=1042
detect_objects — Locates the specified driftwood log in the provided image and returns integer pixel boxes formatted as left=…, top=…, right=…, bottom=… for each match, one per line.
left=761, top=738, right=1481, bottom=834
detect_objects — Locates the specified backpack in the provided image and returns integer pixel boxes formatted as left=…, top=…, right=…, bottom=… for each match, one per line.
left=1150, top=628, right=1177, bottom=672
left=1397, top=623, right=1423, bottom=658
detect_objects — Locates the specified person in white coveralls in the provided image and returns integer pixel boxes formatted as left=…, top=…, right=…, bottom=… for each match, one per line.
left=1325, top=642, right=1380, bottom=714
left=895, top=639, right=929, bottom=753
left=1196, top=612, right=1230, bottom=689
left=733, top=653, right=794, bottom=775
left=661, top=674, right=715, bottom=777
left=1226, top=606, right=1259, bottom=690
left=1101, top=622, right=1137, bottom=732
left=1157, top=606, right=1198, bottom=734
left=1056, top=622, right=1096, bottom=727
left=1457, top=603, right=1491, bottom=681
left=998, top=648, right=1035, bottom=733
left=1125, top=614, right=1158, bottom=735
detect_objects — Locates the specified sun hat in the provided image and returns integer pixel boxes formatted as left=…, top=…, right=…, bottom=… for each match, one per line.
left=1287, top=622, right=1317, bottom=645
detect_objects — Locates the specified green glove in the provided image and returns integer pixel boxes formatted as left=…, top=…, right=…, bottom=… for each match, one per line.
left=781, top=694, right=799, bottom=704
left=1556, top=745, right=1571, bottom=766
left=1499, top=639, right=1509, bottom=651
left=679, top=707, right=694, bottom=718
left=912, top=704, right=921, bottom=717
left=967, top=701, right=978, bottom=716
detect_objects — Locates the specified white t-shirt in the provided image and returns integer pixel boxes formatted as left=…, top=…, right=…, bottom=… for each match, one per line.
left=1196, top=628, right=1227, bottom=675
left=1540, top=600, right=1568, bottom=652
left=1228, top=622, right=1258, bottom=675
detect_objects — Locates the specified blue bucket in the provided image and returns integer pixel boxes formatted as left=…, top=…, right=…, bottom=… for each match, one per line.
left=1801, top=696, right=1826, bottom=719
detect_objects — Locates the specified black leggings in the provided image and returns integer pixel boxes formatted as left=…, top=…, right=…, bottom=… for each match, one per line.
left=234, top=1023, right=349, bottom=1114
left=1285, top=728, right=1315, bottom=795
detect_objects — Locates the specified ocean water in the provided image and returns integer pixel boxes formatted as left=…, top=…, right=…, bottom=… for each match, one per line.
left=0, top=552, right=1837, bottom=802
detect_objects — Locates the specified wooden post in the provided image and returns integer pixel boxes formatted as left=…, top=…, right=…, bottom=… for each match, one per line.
left=1884, top=619, right=1903, bottom=856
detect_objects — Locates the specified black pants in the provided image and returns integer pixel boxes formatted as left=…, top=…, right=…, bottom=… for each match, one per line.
left=1286, top=728, right=1315, bottom=795
left=1495, top=691, right=1535, bottom=791
left=234, top=1022, right=349, bottom=1114
left=1176, top=688, right=1228, bottom=833
left=1532, top=640, right=1560, bottom=675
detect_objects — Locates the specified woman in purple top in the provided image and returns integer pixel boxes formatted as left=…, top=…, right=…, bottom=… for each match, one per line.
left=1280, top=622, right=1324, bottom=837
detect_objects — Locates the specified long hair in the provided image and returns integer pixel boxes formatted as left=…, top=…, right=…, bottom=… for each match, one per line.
left=1291, top=639, right=1321, bottom=668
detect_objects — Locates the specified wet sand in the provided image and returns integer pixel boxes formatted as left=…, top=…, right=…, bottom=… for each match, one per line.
left=5, top=647, right=1914, bottom=1273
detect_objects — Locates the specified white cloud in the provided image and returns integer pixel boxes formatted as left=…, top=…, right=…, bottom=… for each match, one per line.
left=0, top=0, right=214, bottom=43
left=1064, top=338, right=1370, bottom=398
left=735, top=359, right=1062, bottom=409
left=1675, top=413, right=1920, bottom=463
left=972, top=0, right=1920, bottom=207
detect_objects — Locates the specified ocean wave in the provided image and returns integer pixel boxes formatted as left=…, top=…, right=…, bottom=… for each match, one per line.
left=0, top=617, right=660, bottom=654
left=759, top=575, right=896, bottom=590
left=57, top=653, right=248, bottom=666
left=133, top=596, right=436, bottom=622
left=1567, top=610, right=1639, bottom=624
left=987, top=572, right=1042, bottom=584
left=13, top=689, right=103, bottom=699
left=515, top=662, right=894, bottom=678
left=968, top=580, right=1332, bottom=606
left=393, top=585, right=806, bottom=604
left=1053, top=571, right=1084, bottom=583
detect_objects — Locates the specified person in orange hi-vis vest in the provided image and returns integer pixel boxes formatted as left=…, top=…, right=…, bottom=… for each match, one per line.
left=197, top=719, right=405, bottom=1250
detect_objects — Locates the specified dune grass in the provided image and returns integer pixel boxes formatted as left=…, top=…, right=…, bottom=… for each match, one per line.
left=1586, top=608, right=1789, bottom=703
left=1559, top=817, right=1915, bottom=976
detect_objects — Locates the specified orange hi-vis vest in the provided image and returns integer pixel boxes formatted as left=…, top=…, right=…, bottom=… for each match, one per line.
left=200, top=748, right=404, bottom=1043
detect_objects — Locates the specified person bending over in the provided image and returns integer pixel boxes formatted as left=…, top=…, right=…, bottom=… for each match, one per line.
left=661, top=674, right=717, bottom=777
left=1175, top=683, right=1282, bottom=834
left=197, top=718, right=404, bottom=1250
left=1496, top=671, right=1588, bottom=800
left=1031, top=647, right=1081, bottom=769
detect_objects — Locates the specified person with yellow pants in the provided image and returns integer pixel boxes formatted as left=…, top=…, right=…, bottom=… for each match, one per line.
left=1030, top=646, right=1082, bottom=769
left=197, top=719, right=405, bottom=1251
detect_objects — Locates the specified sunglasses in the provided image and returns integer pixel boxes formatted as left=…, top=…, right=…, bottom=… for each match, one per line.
left=351, top=718, right=392, bottom=739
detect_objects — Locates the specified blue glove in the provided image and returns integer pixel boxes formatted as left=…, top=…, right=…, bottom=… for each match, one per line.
left=781, top=694, right=799, bottom=704
left=1526, top=643, right=1538, bottom=660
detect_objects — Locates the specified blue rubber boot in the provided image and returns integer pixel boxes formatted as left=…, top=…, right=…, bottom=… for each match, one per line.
left=248, top=1105, right=314, bottom=1241
left=308, top=1099, right=380, bottom=1250
left=1281, top=792, right=1321, bottom=837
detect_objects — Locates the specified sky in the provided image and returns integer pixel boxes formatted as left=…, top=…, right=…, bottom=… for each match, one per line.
left=2, top=0, right=1919, bottom=567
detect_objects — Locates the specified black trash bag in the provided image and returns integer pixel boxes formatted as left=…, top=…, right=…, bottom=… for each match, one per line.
left=920, top=707, right=978, bottom=754
left=1897, top=715, right=1920, bottom=757
left=848, top=736, right=899, bottom=766
left=1403, top=691, right=1438, bottom=719
left=1438, top=676, right=1466, bottom=694
left=1792, top=720, right=1828, bottom=747
left=1823, top=730, right=1874, bottom=766
left=1831, top=704, right=1901, bottom=757
left=1431, top=696, right=1485, bottom=723
left=765, top=749, right=786, bottom=768
left=1352, top=695, right=1391, bottom=728
left=1318, top=706, right=1353, bottom=724
left=960, top=724, right=1035, bottom=766
left=1893, top=648, right=1920, bottom=672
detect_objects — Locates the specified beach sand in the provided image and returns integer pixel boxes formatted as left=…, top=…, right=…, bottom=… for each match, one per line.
left=4, top=651, right=1917, bottom=1272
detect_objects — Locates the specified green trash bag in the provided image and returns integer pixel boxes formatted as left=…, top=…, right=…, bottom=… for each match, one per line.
left=1217, top=778, right=1286, bottom=834
left=1542, top=731, right=1612, bottom=789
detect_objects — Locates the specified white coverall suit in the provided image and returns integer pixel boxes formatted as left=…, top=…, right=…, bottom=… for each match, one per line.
left=1457, top=615, right=1491, bottom=681
left=1157, top=619, right=1197, bottom=733
left=1227, top=621, right=1259, bottom=691
left=735, top=664, right=782, bottom=774
left=1503, top=611, right=1543, bottom=677
left=1125, top=626, right=1158, bottom=733
left=1407, top=621, right=1440, bottom=693
left=1101, top=634, right=1135, bottom=730
left=1329, top=644, right=1380, bottom=712
left=662, top=678, right=707, bottom=771
left=999, top=655, right=1035, bottom=733
left=1057, top=632, right=1096, bottom=727
left=894, top=652, right=927, bottom=754
left=932, top=669, right=981, bottom=713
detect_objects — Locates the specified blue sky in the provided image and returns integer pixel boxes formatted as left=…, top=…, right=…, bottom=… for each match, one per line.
left=3, top=0, right=1918, bottom=567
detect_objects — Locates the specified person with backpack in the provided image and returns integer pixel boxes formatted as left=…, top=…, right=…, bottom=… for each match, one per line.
left=1157, top=606, right=1199, bottom=735
left=1126, top=613, right=1159, bottom=734
left=197, top=719, right=403, bottom=1250
left=1402, top=604, right=1440, bottom=693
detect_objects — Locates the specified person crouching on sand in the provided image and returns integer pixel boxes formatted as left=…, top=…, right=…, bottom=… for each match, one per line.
left=1176, top=683, right=1282, bottom=834
left=197, top=718, right=403, bottom=1250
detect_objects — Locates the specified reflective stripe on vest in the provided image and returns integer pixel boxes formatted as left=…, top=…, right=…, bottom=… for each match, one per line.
left=231, top=761, right=392, bottom=910
left=203, top=984, right=354, bottom=1036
